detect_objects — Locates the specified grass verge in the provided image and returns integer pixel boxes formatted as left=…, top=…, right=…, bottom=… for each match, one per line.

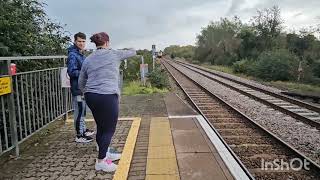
left=122, top=81, right=168, bottom=96
left=202, top=64, right=320, bottom=96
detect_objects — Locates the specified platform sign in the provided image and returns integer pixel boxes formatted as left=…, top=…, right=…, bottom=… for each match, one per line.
left=0, top=77, right=12, bottom=96
left=140, top=64, right=149, bottom=78
left=140, top=64, right=148, bottom=86
left=152, top=45, right=156, bottom=56
left=60, top=67, right=70, bottom=88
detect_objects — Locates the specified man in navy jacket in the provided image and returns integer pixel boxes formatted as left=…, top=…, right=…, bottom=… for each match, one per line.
left=67, top=32, right=94, bottom=143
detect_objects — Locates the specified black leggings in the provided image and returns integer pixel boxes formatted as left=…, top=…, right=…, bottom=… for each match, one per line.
left=85, top=93, right=119, bottom=159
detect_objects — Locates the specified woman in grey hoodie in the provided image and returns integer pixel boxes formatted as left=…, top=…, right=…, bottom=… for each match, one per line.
left=78, top=32, right=136, bottom=172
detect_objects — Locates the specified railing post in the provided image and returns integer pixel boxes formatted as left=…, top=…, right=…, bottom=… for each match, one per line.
left=119, top=69, right=123, bottom=90
left=6, top=60, right=19, bottom=157
left=63, top=58, right=69, bottom=121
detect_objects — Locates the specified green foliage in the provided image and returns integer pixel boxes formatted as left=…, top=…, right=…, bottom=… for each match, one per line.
left=121, top=49, right=153, bottom=81
left=267, top=81, right=320, bottom=95
left=194, top=6, right=283, bottom=65
left=122, top=81, right=168, bottom=96
left=122, top=56, right=140, bottom=80
left=313, top=61, right=320, bottom=78
left=164, top=6, right=320, bottom=85
left=0, top=0, right=70, bottom=56
left=0, top=0, right=71, bottom=72
left=287, top=33, right=317, bottom=59
left=148, top=67, right=169, bottom=89
left=232, top=59, right=254, bottom=74
left=238, top=26, right=260, bottom=59
left=164, top=45, right=195, bottom=61
left=249, top=50, right=299, bottom=81
left=195, top=17, right=242, bottom=65
left=204, top=65, right=234, bottom=75
left=251, top=6, right=283, bottom=51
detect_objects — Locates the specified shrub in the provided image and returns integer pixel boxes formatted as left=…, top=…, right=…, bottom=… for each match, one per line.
left=214, top=53, right=238, bottom=66
left=232, top=58, right=254, bottom=74
left=122, top=81, right=168, bottom=96
left=148, top=67, right=169, bottom=89
left=249, top=50, right=299, bottom=81
left=312, top=61, right=320, bottom=78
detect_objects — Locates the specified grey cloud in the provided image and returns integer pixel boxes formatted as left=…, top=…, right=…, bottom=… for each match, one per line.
left=44, top=0, right=320, bottom=49
left=293, top=12, right=303, bottom=18
left=227, top=0, right=246, bottom=15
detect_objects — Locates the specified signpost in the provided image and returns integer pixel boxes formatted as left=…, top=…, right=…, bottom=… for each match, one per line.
left=62, top=59, right=69, bottom=121
left=139, top=56, right=149, bottom=86
left=5, top=60, right=19, bottom=157
left=152, top=45, right=156, bottom=70
left=60, top=67, right=70, bottom=88
left=0, top=77, right=12, bottom=96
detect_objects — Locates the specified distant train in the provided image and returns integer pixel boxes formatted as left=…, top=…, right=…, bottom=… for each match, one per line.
left=156, top=50, right=163, bottom=58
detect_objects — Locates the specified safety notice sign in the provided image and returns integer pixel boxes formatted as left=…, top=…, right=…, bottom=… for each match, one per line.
left=0, top=77, right=12, bottom=96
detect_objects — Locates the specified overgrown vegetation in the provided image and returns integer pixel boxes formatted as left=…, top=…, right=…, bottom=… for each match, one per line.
left=0, top=0, right=70, bottom=72
left=121, top=50, right=170, bottom=95
left=164, top=6, right=320, bottom=94
left=148, top=67, right=169, bottom=89
left=122, top=81, right=168, bottom=96
left=164, top=45, right=195, bottom=60
left=121, top=50, right=153, bottom=81
left=205, top=64, right=320, bottom=95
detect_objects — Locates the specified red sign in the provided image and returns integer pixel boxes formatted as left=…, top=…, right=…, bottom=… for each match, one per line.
left=10, top=63, right=16, bottom=75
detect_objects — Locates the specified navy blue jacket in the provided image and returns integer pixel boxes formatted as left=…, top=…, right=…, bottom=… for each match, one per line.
left=67, top=45, right=86, bottom=96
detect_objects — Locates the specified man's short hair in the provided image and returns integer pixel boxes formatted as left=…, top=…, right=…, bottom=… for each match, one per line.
left=74, top=32, right=86, bottom=41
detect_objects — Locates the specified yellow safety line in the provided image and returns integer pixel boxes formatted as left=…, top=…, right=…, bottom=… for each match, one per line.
left=146, top=117, right=180, bottom=180
left=113, top=117, right=141, bottom=180
left=65, top=118, right=134, bottom=123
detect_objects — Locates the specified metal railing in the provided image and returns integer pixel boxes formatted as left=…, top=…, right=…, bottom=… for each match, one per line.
left=0, top=56, right=72, bottom=156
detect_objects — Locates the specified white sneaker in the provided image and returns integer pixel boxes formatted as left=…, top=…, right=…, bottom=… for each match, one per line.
left=84, top=129, right=95, bottom=137
left=75, top=135, right=93, bottom=143
left=106, top=151, right=121, bottom=161
left=95, top=159, right=117, bottom=172
left=96, top=146, right=122, bottom=161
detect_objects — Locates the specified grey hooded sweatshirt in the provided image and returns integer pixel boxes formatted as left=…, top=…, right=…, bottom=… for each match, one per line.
left=78, top=48, right=136, bottom=95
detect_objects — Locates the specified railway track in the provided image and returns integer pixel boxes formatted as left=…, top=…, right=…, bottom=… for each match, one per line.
left=176, top=60, right=320, bottom=129
left=162, top=59, right=320, bottom=180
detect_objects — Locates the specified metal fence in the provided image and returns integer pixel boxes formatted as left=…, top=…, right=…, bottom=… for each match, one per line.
left=0, top=56, right=72, bottom=156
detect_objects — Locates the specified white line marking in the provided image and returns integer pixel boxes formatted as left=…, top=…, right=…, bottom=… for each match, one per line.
left=195, top=115, right=250, bottom=180
left=168, top=115, right=198, bottom=119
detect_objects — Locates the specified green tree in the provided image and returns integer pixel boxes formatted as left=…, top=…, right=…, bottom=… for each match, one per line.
left=121, top=49, right=153, bottom=81
left=251, top=6, right=283, bottom=52
left=237, top=26, right=259, bottom=59
left=164, top=45, right=195, bottom=60
left=250, top=50, right=299, bottom=81
left=195, top=17, right=242, bottom=65
left=0, top=0, right=70, bottom=71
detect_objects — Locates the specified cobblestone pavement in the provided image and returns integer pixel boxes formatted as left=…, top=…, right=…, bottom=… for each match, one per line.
left=0, top=120, right=132, bottom=180
left=0, top=93, right=168, bottom=180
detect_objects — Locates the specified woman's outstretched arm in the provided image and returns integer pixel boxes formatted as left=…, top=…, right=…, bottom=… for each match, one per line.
left=116, top=48, right=137, bottom=61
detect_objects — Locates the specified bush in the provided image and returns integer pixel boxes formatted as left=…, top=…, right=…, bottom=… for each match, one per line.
left=121, top=50, right=153, bottom=81
left=249, top=50, right=299, bottom=81
left=232, top=58, right=254, bottom=74
left=214, top=53, right=238, bottom=66
left=312, top=61, right=320, bottom=78
left=148, top=67, right=169, bottom=89
left=122, top=81, right=168, bottom=96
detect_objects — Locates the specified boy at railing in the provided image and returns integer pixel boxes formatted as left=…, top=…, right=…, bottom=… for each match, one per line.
left=67, top=32, right=94, bottom=143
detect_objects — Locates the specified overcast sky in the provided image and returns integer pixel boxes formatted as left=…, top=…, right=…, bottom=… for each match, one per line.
left=44, top=0, right=320, bottom=50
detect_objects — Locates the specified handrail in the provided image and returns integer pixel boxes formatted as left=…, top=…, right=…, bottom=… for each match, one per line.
left=0, top=56, right=66, bottom=61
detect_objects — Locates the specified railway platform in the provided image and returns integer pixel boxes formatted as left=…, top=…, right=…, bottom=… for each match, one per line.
left=0, top=92, right=247, bottom=180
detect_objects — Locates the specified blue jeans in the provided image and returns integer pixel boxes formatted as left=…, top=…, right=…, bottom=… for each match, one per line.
left=72, top=95, right=87, bottom=136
